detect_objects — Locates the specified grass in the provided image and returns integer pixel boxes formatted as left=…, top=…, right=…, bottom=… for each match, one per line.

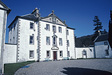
left=4, top=61, right=35, bottom=75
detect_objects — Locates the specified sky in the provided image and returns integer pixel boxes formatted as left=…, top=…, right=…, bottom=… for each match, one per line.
left=2, top=0, right=112, bottom=43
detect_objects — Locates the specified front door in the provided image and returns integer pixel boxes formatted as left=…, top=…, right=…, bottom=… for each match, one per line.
left=53, top=51, right=57, bottom=60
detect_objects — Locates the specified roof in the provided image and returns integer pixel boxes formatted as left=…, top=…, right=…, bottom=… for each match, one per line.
left=95, top=33, right=108, bottom=42
left=8, top=14, right=38, bottom=28
left=0, top=1, right=11, bottom=14
left=75, top=34, right=94, bottom=47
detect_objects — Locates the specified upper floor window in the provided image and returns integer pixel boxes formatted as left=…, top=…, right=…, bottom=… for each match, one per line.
left=53, top=26, right=56, bottom=33
left=30, top=22, right=34, bottom=29
left=46, top=37, right=50, bottom=45
left=29, top=50, right=34, bottom=58
left=59, top=38, right=63, bottom=46
left=30, top=34, right=34, bottom=44
left=46, top=24, right=50, bottom=31
left=59, top=27, right=62, bottom=33
left=67, top=40, right=69, bottom=46
left=67, top=30, right=69, bottom=35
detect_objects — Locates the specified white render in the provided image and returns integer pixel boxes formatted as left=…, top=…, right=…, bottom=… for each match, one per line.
left=0, top=1, right=10, bottom=73
left=75, top=47, right=94, bottom=59
left=95, top=41, right=112, bottom=58
left=4, top=44, right=17, bottom=64
left=6, top=9, right=75, bottom=63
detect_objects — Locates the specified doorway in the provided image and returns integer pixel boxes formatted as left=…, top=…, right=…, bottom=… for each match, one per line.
left=53, top=51, right=57, bottom=60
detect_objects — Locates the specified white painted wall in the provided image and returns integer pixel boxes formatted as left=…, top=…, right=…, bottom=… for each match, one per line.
left=4, top=44, right=17, bottom=64
left=76, top=47, right=94, bottom=59
left=67, top=28, right=75, bottom=59
left=17, top=18, right=38, bottom=62
left=95, top=41, right=112, bottom=58
left=0, top=4, right=8, bottom=73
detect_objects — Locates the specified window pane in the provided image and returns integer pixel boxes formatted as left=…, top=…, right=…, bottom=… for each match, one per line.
left=59, top=27, right=62, bottom=33
left=53, top=26, right=56, bottom=33
left=46, top=37, right=50, bottom=45
left=29, top=51, right=34, bottom=58
left=30, top=22, right=34, bottom=29
left=60, top=51, right=63, bottom=57
left=59, top=38, right=62, bottom=46
left=47, top=51, right=50, bottom=57
left=30, top=35, right=34, bottom=44
left=46, top=24, right=50, bottom=30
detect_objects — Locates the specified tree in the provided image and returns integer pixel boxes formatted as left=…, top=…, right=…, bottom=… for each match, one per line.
left=108, top=10, right=112, bottom=48
left=92, top=16, right=103, bottom=41
left=93, top=16, right=103, bottom=34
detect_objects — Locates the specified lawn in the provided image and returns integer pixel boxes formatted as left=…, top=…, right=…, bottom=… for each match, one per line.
left=4, top=61, right=35, bottom=75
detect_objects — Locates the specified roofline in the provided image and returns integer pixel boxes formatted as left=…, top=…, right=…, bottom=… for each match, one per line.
left=0, top=1, right=11, bottom=14
left=8, top=16, right=38, bottom=28
left=67, top=27, right=75, bottom=30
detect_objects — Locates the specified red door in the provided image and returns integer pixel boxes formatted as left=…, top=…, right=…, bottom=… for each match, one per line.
left=53, top=51, right=57, bottom=60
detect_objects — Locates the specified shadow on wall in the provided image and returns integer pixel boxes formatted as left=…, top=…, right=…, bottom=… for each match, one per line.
left=61, top=67, right=112, bottom=75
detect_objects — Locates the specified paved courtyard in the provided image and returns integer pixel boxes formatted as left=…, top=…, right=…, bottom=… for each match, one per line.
left=15, top=59, right=112, bottom=75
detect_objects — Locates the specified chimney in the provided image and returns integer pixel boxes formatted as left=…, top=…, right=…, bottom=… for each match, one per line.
left=32, top=8, right=40, bottom=17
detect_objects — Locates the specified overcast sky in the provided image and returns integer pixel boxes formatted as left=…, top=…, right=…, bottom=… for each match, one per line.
left=2, top=0, right=112, bottom=42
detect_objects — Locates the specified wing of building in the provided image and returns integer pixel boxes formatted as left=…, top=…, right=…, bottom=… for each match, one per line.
left=0, top=0, right=11, bottom=74
left=94, top=33, right=112, bottom=58
left=4, top=8, right=75, bottom=63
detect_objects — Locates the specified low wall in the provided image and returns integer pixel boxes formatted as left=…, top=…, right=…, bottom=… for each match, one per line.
left=75, top=47, right=94, bottom=59
left=4, top=43, right=17, bottom=64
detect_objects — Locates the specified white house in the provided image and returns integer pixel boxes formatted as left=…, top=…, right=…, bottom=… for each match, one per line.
left=0, top=0, right=10, bottom=74
left=5, top=8, right=75, bottom=63
left=94, top=33, right=112, bottom=58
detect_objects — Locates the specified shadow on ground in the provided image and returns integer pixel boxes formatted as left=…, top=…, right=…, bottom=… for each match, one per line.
left=61, top=67, right=112, bottom=75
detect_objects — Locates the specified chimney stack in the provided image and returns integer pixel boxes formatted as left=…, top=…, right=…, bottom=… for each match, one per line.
left=32, top=8, right=40, bottom=17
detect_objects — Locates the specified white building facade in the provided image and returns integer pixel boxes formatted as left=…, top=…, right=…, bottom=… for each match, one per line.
left=7, top=8, right=75, bottom=63
left=94, top=34, right=112, bottom=58
left=0, top=1, right=10, bottom=74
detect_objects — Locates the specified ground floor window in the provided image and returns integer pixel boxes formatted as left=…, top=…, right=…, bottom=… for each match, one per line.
left=105, top=50, right=109, bottom=56
left=68, top=51, right=70, bottom=57
left=29, top=50, right=34, bottom=58
left=46, top=51, right=50, bottom=57
left=60, top=51, right=63, bottom=57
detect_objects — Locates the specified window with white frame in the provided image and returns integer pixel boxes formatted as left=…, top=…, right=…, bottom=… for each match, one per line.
left=30, top=34, right=34, bottom=44
left=105, top=50, right=109, bottom=56
left=46, top=24, right=50, bottom=31
left=60, top=51, right=63, bottom=57
left=59, top=27, right=62, bottom=33
left=67, top=30, right=69, bottom=35
left=46, top=37, right=50, bottom=45
left=67, top=40, right=69, bottom=46
left=30, top=22, right=34, bottom=29
left=29, top=50, right=34, bottom=58
left=53, top=26, right=56, bottom=33
left=46, top=51, right=50, bottom=57
left=53, top=36, right=57, bottom=46
left=59, top=38, right=63, bottom=46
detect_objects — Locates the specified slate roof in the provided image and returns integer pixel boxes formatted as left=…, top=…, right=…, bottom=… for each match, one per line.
left=0, top=1, right=11, bottom=14
left=8, top=14, right=38, bottom=28
left=75, top=34, right=94, bottom=47
left=95, top=33, right=108, bottom=42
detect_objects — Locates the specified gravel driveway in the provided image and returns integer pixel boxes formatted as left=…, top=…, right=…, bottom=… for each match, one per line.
left=15, top=59, right=112, bottom=75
